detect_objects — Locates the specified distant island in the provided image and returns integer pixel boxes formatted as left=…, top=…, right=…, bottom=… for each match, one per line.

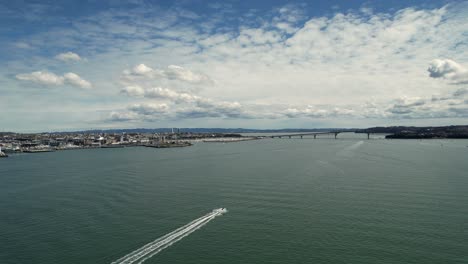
left=357, top=125, right=468, bottom=139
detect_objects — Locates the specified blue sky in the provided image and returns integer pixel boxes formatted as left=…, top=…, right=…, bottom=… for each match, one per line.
left=1, top=0, right=467, bottom=132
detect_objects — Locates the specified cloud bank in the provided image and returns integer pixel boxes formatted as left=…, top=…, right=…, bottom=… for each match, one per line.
left=2, top=1, right=468, bottom=131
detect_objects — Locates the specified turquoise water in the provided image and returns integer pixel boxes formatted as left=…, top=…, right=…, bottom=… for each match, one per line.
left=1, top=135, right=468, bottom=263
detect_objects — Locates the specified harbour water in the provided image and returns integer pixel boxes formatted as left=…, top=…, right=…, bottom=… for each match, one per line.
left=1, top=134, right=468, bottom=263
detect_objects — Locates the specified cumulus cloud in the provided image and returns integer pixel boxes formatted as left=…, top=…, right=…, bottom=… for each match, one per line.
left=16, top=71, right=64, bottom=86
left=285, top=105, right=355, bottom=118
left=144, top=87, right=200, bottom=103
left=120, top=85, right=145, bottom=97
left=237, top=28, right=282, bottom=45
left=110, top=101, right=246, bottom=122
left=165, top=65, right=212, bottom=84
left=114, top=86, right=250, bottom=120
left=16, top=71, right=92, bottom=89
left=115, top=81, right=468, bottom=122
left=7, top=2, right=468, bottom=129
left=132, top=64, right=155, bottom=75
left=123, top=64, right=164, bottom=78
left=123, top=85, right=208, bottom=105
left=177, top=101, right=246, bottom=119
left=428, top=59, right=468, bottom=84
left=125, top=86, right=242, bottom=111
left=176, top=107, right=237, bottom=119
left=55, top=52, right=82, bottom=62
left=272, top=4, right=305, bottom=34
left=387, top=97, right=426, bottom=114
left=108, top=111, right=137, bottom=122
left=63, top=73, right=92, bottom=89
left=122, top=64, right=212, bottom=85
left=285, top=107, right=329, bottom=118
left=382, top=94, right=468, bottom=119
left=128, top=103, right=169, bottom=115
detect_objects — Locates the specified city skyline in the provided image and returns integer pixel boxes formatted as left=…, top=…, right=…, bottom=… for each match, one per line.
left=1, top=0, right=468, bottom=132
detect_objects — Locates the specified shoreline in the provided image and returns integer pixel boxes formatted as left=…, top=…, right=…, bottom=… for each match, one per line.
left=2, top=135, right=468, bottom=158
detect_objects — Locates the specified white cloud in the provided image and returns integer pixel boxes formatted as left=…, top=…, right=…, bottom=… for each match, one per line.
left=285, top=106, right=355, bottom=118
left=285, top=107, right=328, bottom=118
left=121, top=64, right=212, bottom=85
left=237, top=28, right=282, bottom=45
left=55, top=52, right=82, bottom=62
left=272, top=4, right=305, bottom=34
left=383, top=95, right=468, bottom=119
left=132, top=64, right=154, bottom=75
left=120, top=85, right=145, bottom=97
left=178, top=100, right=246, bottom=119
left=144, top=87, right=200, bottom=103
left=63, top=72, right=92, bottom=89
left=109, top=111, right=137, bottom=122
left=165, top=65, right=212, bottom=84
left=275, top=22, right=297, bottom=34
left=428, top=59, right=468, bottom=84
left=128, top=103, right=169, bottom=115
left=127, top=86, right=243, bottom=112
left=16, top=71, right=64, bottom=86
left=122, top=64, right=164, bottom=80
left=387, top=97, right=426, bottom=114
left=16, top=71, right=92, bottom=89
left=5, top=2, right=468, bottom=130
left=115, top=86, right=250, bottom=120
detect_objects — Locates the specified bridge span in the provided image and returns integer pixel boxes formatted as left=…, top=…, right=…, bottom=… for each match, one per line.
left=267, top=131, right=371, bottom=139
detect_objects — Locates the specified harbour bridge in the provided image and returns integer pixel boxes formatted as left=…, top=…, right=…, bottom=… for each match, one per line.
left=268, top=131, right=372, bottom=139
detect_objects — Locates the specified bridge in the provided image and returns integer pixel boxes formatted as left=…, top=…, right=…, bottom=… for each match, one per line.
left=267, top=131, right=371, bottom=139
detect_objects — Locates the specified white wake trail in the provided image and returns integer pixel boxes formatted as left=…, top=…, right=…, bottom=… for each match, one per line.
left=337, top=140, right=364, bottom=157
left=114, top=213, right=215, bottom=263
left=112, top=208, right=227, bottom=264
left=119, top=213, right=217, bottom=263
left=347, top=140, right=364, bottom=150
left=136, top=216, right=217, bottom=264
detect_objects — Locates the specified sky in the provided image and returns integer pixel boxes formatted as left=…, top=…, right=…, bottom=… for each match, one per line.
left=1, top=0, right=467, bottom=132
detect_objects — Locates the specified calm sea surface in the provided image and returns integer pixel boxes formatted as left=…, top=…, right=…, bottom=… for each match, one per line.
left=1, top=134, right=468, bottom=263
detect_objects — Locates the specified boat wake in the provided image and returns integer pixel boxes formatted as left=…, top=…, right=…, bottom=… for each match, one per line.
left=337, top=140, right=364, bottom=157
left=111, top=208, right=227, bottom=264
